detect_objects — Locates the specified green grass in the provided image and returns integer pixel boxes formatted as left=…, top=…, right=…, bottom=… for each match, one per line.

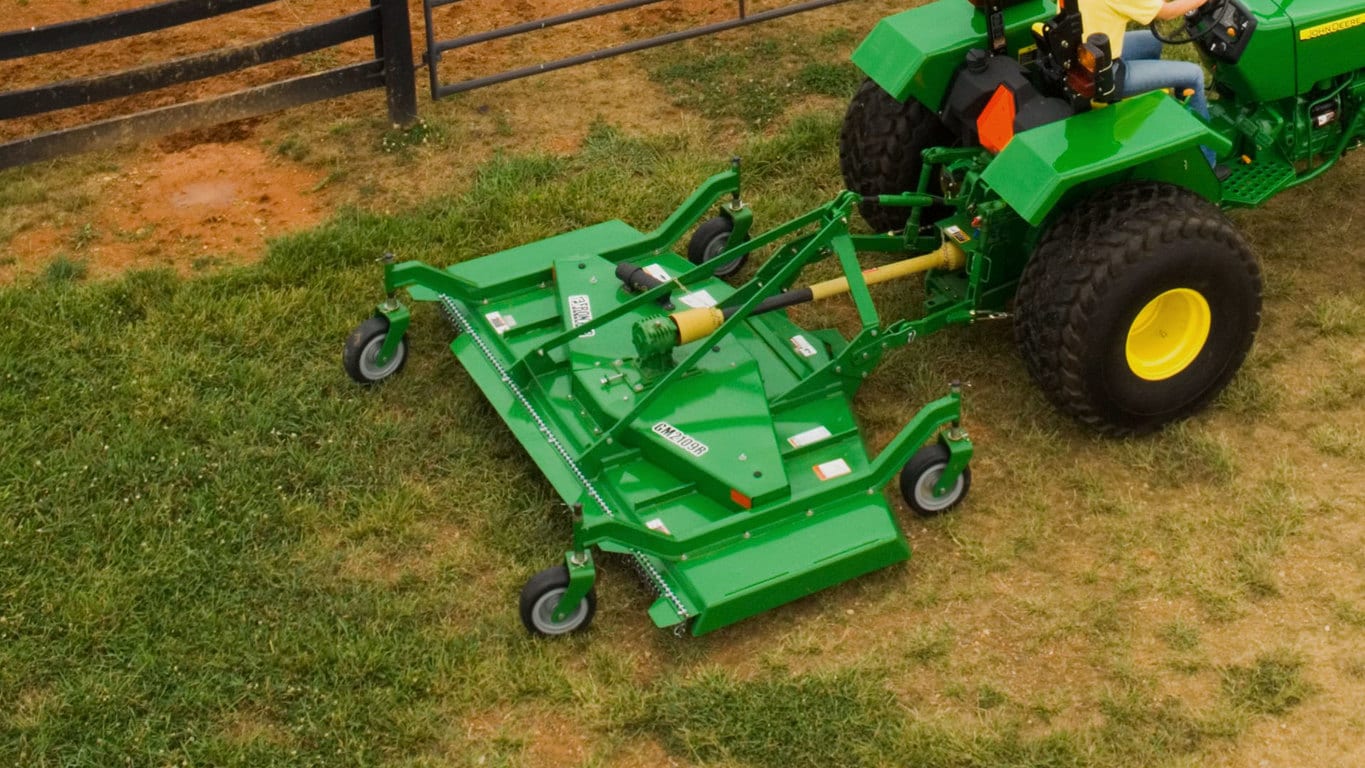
left=1306, top=294, right=1365, bottom=336
left=0, top=160, right=106, bottom=245
left=645, top=28, right=862, bottom=126
left=647, top=669, right=903, bottom=767
left=42, top=254, right=87, bottom=282
left=1221, top=650, right=1315, bottom=715
left=2, top=90, right=1357, bottom=768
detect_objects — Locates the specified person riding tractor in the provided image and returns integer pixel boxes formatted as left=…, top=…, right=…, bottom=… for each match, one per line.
left=1083, top=0, right=1221, bottom=167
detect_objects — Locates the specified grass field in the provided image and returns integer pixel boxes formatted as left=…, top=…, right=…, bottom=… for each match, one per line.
left=3, top=8, right=1365, bottom=768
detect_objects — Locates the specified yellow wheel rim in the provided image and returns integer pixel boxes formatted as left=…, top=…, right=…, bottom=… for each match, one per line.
left=1125, top=288, right=1211, bottom=381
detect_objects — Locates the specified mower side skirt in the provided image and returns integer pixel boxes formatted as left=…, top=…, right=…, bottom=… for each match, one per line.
left=679, top=495, right=910, bottom=635
left=448, top=331, right=587, bottom=504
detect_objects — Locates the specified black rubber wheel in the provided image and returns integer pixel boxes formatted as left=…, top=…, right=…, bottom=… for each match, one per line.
left=1013, top=182, right=1261, bottom=436
left=839, top=78, right=954, bottom=232
left=899, top=444, right=971, bottom=517
left=343, top=316, right=408, bottom=385
left=687, top=216, right=748, bottom=278
left=519, top=565, right=596, bottom=636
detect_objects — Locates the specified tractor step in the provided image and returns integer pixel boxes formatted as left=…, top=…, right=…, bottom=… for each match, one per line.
left=1221, top=156, right=1296, bottom=207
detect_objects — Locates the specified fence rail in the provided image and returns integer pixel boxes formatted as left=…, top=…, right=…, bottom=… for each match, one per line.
left=421, top=0, right=854, bottom=99
left=0, top=0, right=278, bottom=59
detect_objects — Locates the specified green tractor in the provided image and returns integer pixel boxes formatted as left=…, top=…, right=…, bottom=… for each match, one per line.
left=345, top=0, right=1362, bottom=635
left=842, top=0, right=1365, bottom=434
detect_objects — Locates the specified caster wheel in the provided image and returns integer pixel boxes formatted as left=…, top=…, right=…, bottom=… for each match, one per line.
left=899, top=444, right=971, bottom=517
left=343, top=316, right=407, bottom=385
left=687, top=216, right=748, bottom=278
left=519, top=565, right=596, bottom=636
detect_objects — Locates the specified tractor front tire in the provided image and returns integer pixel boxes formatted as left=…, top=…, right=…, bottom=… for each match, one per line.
left=1014, top=182, right=1261, bottom=436
left=839, top=78, right=952, bottom=233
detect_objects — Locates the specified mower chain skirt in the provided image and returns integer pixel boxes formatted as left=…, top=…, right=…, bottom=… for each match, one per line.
left=1013, top=182, right=1262, bottom=435
left=839, top=78, right=953, bottom=233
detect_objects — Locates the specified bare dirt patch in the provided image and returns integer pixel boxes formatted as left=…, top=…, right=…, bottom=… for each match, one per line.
left=6, top=140, right=326, bottom=279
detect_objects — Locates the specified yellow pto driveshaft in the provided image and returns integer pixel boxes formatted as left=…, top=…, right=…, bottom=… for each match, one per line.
left=671, top=240, right=967, bottom=344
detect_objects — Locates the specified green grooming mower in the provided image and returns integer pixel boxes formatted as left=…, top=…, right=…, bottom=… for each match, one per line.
left=344, top=165, right=976, bottom=636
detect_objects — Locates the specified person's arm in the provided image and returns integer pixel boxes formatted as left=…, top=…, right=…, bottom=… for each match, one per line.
left=1155, top=0, right=1210, bottom=20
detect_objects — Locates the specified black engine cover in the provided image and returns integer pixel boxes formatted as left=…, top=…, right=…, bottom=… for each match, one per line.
left=941, top=49, right=1072, bottom=146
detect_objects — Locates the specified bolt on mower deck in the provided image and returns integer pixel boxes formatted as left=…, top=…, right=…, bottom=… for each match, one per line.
left=345, top=165, right=977, bottom=636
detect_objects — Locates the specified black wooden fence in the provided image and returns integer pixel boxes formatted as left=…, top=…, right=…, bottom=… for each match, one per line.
left=1, top=0, right=854, bottom=170
left=0, top=0, right=416, bottom=170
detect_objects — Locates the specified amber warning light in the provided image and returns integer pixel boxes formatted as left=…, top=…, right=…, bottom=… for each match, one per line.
left=977, top=85, right=1016, bottom=154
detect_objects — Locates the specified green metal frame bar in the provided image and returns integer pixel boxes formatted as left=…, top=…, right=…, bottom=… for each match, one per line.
left=525, top=194, right=827, bottom=362
left=598, top=167, right=741, bottom=263
left=383, top=259, right=480, bottom=301
left=935, top=430, right=973, bottom=496
left=552, top=549, right=596, bottom=621
left=374, top=302, right=410, bottom=366
left=718, top=198, right=754, bottom=251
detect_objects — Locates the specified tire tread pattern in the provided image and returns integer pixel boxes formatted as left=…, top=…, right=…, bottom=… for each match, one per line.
left=1014, top=182, right=1262, bottom=435
left=839, top=78, right=952, bottom=232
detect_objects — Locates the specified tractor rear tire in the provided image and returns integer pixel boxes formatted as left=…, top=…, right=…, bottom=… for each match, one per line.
left=1013, top=182, right=1261, bottom=436
left=839, top=78, right=953, bottom=233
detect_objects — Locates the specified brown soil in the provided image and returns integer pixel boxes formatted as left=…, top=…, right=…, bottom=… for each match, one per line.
left=7, top=140, right=326, bottom=276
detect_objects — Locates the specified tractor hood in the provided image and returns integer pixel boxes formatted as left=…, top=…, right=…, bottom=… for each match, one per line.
left=851, top=0, right=1055, bottom=111
left=1282, top=0, right=1365, bottom=91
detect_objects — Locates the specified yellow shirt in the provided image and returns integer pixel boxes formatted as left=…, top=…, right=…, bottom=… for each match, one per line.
left=1077, top=0, right=1164, bottom=58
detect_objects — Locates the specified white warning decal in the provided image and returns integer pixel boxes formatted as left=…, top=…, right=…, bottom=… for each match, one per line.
left=790, top=334, right=818, bottom=358
left=485, top=311, right=517, bottom=335
left=652, top=422, right=709, bottom=457
left=788, top=426, right=832, bottom=448
left=567, top=294, right=595, bottom=337
left=679, top=290, right=718, bottom=309
left=944, top=225, right=971, bottom=243
left=643, top=264, right=670, bottom=282
left=813, top=458, right=852, bottom=481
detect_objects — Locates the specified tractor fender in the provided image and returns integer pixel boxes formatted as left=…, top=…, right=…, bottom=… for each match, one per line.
left=979, top=92, right=1233, bottom=227
left=852, top=0, right=1056, bottom=111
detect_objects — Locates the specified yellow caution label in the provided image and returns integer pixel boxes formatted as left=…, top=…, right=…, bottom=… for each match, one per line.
left=1300, top=12, right=1365, bottom=40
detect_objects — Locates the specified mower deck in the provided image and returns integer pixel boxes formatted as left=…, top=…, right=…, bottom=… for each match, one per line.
left=350, top=169, right=973, bottom=635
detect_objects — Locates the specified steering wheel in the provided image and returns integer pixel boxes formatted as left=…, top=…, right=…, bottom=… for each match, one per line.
left=1149, top=0, right=1226, bottom=44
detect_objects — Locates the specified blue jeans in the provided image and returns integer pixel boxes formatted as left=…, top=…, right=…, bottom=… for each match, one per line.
left=1119, top=30, right=1216, bottom=166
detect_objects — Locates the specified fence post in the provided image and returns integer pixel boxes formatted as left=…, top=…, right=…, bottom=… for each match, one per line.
left=375, top=0, right=418, bottom=125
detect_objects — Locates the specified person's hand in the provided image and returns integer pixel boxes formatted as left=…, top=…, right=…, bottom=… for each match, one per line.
left=1156, top=0, right=1210, bottom=21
